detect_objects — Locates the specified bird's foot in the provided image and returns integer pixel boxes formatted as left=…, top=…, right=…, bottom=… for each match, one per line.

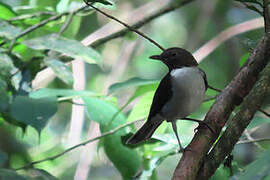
left=194, top=121, right=215, bottom=134
left=178, top=147, right=193, bottom=153
left=178, top=146, right=185, bottom=153
left=182, top=117, right=215, bottom=134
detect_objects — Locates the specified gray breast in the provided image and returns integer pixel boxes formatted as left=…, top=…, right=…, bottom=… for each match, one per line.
left=161, top=67, right=206, bottom=121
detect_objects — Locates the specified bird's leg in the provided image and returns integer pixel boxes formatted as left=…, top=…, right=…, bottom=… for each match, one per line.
left=181, top=117, right=214, bottom=134
left=171, top=120, right=184, bottom=152
left=208, top=85, right=222, bottom=93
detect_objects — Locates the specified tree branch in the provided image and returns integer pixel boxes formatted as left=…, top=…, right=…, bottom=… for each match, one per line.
left=197, top=61, right=270, bottom=179
left=7, top=11, right=57, bottom=21
left=32, top=0, right=196, bottom=89
left=84, top=0, right=165, bottom=51
left=172, top=33, right=270, bottom=180
left=14, top=119, right=143, bottom=171
left=57, top=12, right=75, bottom=37
left=237, top=137, right=270, bottom=144
left=90, top=0, right=195, bottom=48
left=8, top=5, right=90, bottom=51
left=259, top=108, right=270, bottom=118
left=263, top=0, right=270, bottom=33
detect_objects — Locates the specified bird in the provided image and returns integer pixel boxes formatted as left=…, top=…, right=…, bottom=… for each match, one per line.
left=126, top=47, right=212, bottom=151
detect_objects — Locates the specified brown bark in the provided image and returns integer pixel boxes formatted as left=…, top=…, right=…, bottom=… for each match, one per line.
left=198, top=59, right=270, bottom=179
left=172, top=34, right=270, bottom=180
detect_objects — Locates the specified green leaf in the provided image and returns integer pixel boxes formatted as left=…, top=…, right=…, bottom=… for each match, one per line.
left=102, top=134, right=141, bottom=180
left=108, top=77, right=158, bottom=94
left=230, top=147, right=270, bottom=180
left=0, top=152, right=8, bottom=166
left=210, top=165, right=231, bottom=180
left=56, top=0, right=70, bottom=13
left=23, top=34, right=101, bottom=64
left=30, top=88, right=97, bottom=99
left=85, top=0, right=113, bottom=5
left=109, top=78, right=158, bottom=114
left=239, top=53, right=250, bottom=67
left=44, top=58, right=74, bottom=86
left=83, top=97, right=117, bottom=125
left=83, top=97, right=141, bottom=180
left=127, top=91, right=155, bottom=122
left=234, top=0, right=263, bottom=6
left=248, top=116, right=269, bottom=129
left=1, top=113, right=27, bottom=131
left=140, top=157, right=165, bottom=179
left=245, top=4, right=263, bottom=15
left=0, top=20, right=21, bottom=39
left=140, top=151, right=179, bottom=179
left=10, top=96, right=58, bottom=133
left=0, top=3, right=16, bottom=20
left=0, top=52, right=15, bottom=80
left=62, top=12, right=82, bottom=38
left=0, top=79, right=9, bottom=112
left=0, top=169, right=27, bottom=180
left=27, top=168, right=59, bottom=180
left=129, top=83, right=158, bottom=103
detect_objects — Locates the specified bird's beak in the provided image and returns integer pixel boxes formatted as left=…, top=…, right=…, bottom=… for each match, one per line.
left=149, top=55, right=163, bottom=60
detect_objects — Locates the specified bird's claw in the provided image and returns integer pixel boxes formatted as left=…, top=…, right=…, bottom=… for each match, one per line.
left=178, top=147, right=193, bottom=153
left=195, top=121, right=215, bottom=134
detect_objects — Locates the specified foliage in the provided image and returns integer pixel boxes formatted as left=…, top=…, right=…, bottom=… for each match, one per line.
left=230, top=147, right=270, bottom=180
left=0, top=0, right=269, bottom=179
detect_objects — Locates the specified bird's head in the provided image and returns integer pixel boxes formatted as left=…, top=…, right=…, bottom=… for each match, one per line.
left=149, top=47, right=198, bottom=70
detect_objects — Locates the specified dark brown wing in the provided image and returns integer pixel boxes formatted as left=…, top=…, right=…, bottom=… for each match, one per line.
left=198, top=68, right=208, bottom=91
left=148, top=73, right=172, bottom=120
left=126, top=74, right=172, bottom=144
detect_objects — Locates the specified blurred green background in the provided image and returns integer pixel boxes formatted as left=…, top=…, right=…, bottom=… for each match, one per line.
left=0, top=0, right=269, bottom=179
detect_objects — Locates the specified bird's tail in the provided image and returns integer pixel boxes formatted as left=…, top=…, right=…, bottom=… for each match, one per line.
left=126, top=118, right=162, bottom=144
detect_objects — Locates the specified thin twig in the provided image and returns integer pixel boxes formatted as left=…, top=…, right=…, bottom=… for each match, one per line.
left=91, top=0, right=194, bottom=48
left=15, top=119, right=143, bottom=171
left=8, top=5, right=89, bottom=52
left=83, top=0, right=165, bottom=51
left=242, top=2, right=263, bottom=16
left=7, top=11, right=57, bottom=21
left=237, top=137, right=270, bottom=144
left=208, top=85, right=222, bottom=92
left=57, top=12, right=75, bottom=37
left=258, top=108, right=270, bottom=118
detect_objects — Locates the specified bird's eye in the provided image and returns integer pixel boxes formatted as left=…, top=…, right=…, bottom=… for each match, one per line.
left=172, top=53, right=177, bottom=56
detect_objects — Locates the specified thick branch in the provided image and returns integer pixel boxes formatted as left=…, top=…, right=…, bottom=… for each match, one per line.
left=198, top=61, right=270, bottom=180
left=172, top=34, right=270, bottom=180
left=263, top=0, right=270, bottom=32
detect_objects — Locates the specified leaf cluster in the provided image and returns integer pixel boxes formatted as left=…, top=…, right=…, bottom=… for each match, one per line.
left=0, top=0, right=269, bottom=180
